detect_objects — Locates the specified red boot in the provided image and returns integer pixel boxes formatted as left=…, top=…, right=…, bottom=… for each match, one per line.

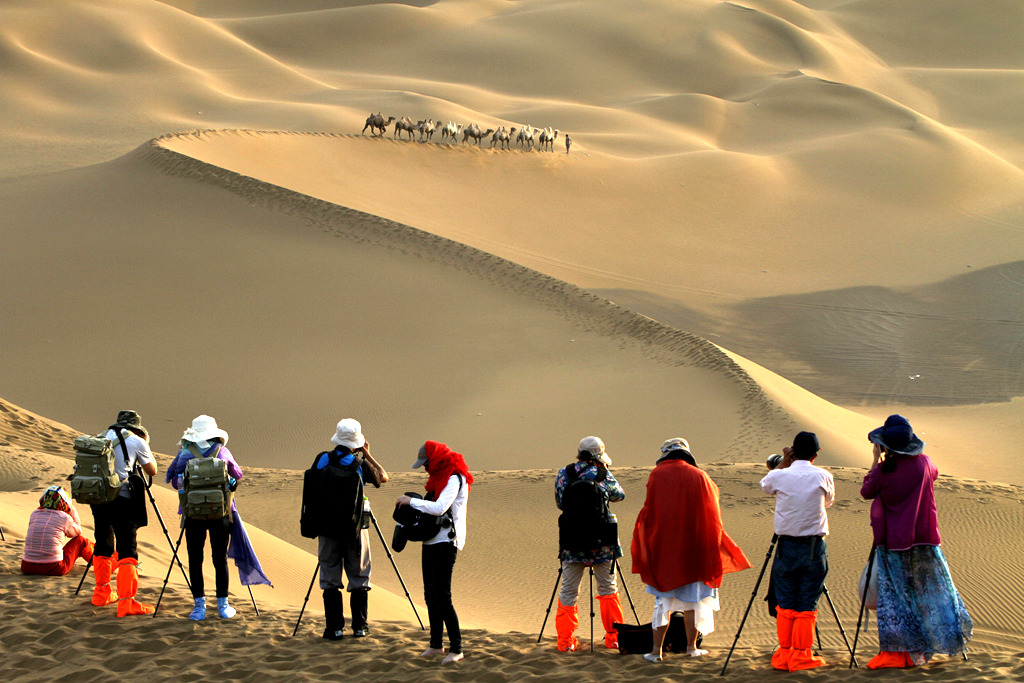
left=597, top=593, right=625, bottom=649
left=90, top=556, right=118, bottom=606
left=868, top=651, right=914, bottom=669
left=116, top=558, right=155, bottom=617
left=555, top=601, right=580, bottom=652
left=771, top=608, right=795, bottom=670
left=789, top=610, right=826, bottom=671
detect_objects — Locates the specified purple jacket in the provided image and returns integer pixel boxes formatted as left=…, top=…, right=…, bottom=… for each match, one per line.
left=860, top=453, right=940, bottom=550
left=165, top=443, right=244, bottom=513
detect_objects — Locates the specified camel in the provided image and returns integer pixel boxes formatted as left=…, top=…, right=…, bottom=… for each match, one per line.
left=417, top=119, right=437, bottom=142
left=461, top=123, right=494, bottom=146
left=393, top=116, right=417, bottom=140
left=516, top=124, right=536, bottom=150
left=490, top=126, right=516, bottom=150
left=439, top=120, right=462, bottom=144
left=537, top=127, right=559, bottom=151
left=361, top=113, right=395, bottom=137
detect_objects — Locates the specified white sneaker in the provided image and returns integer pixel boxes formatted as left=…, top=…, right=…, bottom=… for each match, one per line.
left=420, top=647, right=445, bottom=657
left=441, top=652, right=464, bottom=664
left=643, top=653, right=663, bottom=663
left=688, top=648, right=709, bottom=657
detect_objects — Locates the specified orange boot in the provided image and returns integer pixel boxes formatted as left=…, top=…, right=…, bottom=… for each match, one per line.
left=555, top=601, right=580, bottom=652
left=868, top=651, right=914, bottom=669
left=597, top=593, right=625, bottom=649
left=789, top=610, right=826, bottom=671
left=90, top=556, right=119, bottom=606
left=771, top=608, right=795, bottom=670
left=116, top=557, right=155, bottom=617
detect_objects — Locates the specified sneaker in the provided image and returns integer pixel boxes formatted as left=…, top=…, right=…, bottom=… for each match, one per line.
left=441, top=652, right=464, bottom=664
left=353, top=628, right=369, bottom=638
left=643, top=653, right=663, bottom=663
left=688, top=648, right=709, bottom=657
left=420, top=647, right=445, bottom=657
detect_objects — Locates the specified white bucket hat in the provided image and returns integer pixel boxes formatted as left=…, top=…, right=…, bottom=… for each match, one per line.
left=181, top=414, right=229, bottom=445
left=331, top=418, right=365, bottom=449
left=578, top=436, right=612, bottom=465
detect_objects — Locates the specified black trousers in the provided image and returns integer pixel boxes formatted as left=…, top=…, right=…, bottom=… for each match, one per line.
left=91, top=496, right=139, bottom=560
left=185, top=515, right=233, bottom=598
left=422, top=542, right=461, bottom=653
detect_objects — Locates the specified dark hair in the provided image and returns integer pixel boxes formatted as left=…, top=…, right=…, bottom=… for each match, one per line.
left=662, top=450, right=697, bottom=467
left=880, top=447, right=907, bottom=474
left=577, top=450, right=597, bottom=462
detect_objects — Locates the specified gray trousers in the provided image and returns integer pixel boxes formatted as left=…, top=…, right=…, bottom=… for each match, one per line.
left=318, top=529, right=371, bottom=591
left=559, top=560, right=617, bottom=606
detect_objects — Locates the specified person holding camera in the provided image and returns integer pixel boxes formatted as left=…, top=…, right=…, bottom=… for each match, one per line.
left=632, top=438, right=751, bottom=662
left=860, top=414, right=972, bottom=669
left=309, top=418, right=387, bottom=639
left=553, top=436, right=626, bottom=652
left=396, top=440, right=472, bottom=664
left=760, top=431, right=834, bottom=671
left=89, top=410, right=158, bottom=616
left=165, top=414, right=244, bottom=620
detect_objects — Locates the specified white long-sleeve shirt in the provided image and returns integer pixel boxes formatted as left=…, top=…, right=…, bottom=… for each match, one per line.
left=409, top=474, right=468, bottom=550
left=760, top=459, right=835, bottom=537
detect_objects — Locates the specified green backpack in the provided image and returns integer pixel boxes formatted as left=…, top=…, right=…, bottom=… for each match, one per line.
left=181, top=445, right=233, bottom=520
left=68, top=434, right=123, bottom=504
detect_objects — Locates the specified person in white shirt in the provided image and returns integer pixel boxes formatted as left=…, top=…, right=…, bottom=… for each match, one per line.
left=396, top=440, right=472, bottom=664
left=89, top=410, right=158, bottom=617
left=760, top=431, right=834, bottom=671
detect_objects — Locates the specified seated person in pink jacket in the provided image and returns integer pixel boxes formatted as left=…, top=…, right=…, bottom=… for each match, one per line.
left=22, top=486, right=94, bottom=576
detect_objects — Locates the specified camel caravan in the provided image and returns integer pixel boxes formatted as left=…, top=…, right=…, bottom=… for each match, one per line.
left=361, top=113, right=563, bottom=152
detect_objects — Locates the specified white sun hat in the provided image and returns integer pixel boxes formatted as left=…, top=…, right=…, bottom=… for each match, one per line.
left=331, top=418, right=366, bottom=449
left=181, top=414, right=229, bottom=445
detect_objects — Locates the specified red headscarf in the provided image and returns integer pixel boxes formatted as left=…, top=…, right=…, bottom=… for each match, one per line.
left=631, top=459, right=751, bottom=590
left=423, top=440, right=474, bottom=499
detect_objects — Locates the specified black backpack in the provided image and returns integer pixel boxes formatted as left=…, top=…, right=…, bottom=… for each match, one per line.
left=390, top=475, right=462, bottom=552
left=558, top=463, right=618, bottom=552
left=300, top=449, right=365, bottom=542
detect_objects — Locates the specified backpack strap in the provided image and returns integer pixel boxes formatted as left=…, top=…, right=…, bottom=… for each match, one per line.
left=113, top=429, right=138, bottom=476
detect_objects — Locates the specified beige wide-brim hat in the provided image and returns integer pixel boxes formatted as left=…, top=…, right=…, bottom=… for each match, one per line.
left=330, top=418, right=366, bottom=450
left=578, top=436, right=612, bottom=465
left=181, top=414, right=229, bottom=445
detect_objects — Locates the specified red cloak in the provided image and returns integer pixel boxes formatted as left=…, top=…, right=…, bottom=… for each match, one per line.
left=631, top=459, right=751, bottom=591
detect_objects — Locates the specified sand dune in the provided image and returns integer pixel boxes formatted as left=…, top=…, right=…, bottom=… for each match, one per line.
left=2, top=0, right=1023, bottom=678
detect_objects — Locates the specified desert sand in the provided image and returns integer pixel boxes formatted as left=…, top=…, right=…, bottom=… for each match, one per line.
left=2, top=0, right=1023, bottom=680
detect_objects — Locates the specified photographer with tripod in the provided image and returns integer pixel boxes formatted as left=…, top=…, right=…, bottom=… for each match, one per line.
left=86, top=410, right=159, bottom=617
left=552, top=436, right=626, bottom=653
left=760, top=431, right=834, bottom=671
left=305, top=419, right=388, bottom=640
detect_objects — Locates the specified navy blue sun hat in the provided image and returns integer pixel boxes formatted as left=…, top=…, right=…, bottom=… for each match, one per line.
left=868, top=414, right=925, bottom=456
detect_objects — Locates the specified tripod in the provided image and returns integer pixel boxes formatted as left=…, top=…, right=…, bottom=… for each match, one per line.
left=537, top=558, right=640, bottom=650
left=74, top=475, right=191, bottom=598
left=293, top=505, right=423, bottom=636
left=721, top=535, right=856, bottom=676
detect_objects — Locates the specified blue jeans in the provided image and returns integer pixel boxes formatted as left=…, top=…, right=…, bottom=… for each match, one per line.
left=422, top=542, right=461, bottom=653
left=772, top=536, right=828, bottom=612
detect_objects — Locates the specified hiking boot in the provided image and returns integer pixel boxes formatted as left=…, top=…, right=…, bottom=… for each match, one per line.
left=322, top=588, right=345, bottom=640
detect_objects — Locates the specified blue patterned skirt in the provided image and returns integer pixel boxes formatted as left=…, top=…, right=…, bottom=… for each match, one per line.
left=875, top=545, right=972, bottom=663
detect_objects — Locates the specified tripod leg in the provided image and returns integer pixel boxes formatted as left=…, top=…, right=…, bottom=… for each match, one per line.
left=537, top=565, right=563, bottom=644
left=0, top=526, right=5, bottom=541
left=822, top=584, right=856, bottom=663
left=292, top=562, right=320, bottom=637
left=613, top=559, right=640, bottom=624
left=143, top=479, right=191, bottom=591
left=248, top=586, right=259, bottom=616
left=720, top=535, right=777, bottom=677
left=849, top=546, right=876, bottom=668
left=74, top=556, right=94, bottom=596
left=153, top=523, right=187, bottom=617
left=368, top=511, right=424, bottom=629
